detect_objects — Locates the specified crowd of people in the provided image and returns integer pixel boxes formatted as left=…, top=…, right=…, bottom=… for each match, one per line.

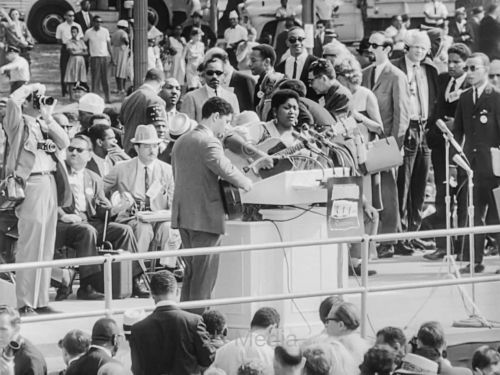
left=1, top=0, right=500, bottom=373
left=1, top=270, right=500, bottom=375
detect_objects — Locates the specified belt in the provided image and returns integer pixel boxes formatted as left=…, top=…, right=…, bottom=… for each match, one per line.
left=30, top=170, right=55, bottom=176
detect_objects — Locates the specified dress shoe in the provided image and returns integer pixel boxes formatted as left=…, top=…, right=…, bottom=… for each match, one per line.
left=394, top=241, right=415, bottom=256
left=411, top=238, right=436, bottom=251
left=35, top=306, right=61, bottom=314
left=18, top=306, right=37, bottom=316
left=132, top=276, right=150, bottom=298
left=55, top=285, right=72, bottom=301
left=77, top=284, right=105, bottom=300
left=423, top=249, right=447, bottom=261
left=459, top=263, right=485, bottom=274
left=55, top=269, right=76, bottom=301
left=377, top=244, right=394, bottom=259
left=349, top=265, right=377, bottom=277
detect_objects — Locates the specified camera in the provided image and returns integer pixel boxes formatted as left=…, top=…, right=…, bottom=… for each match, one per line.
left=33, top=94, right=55, bottom=110
left=37, top=141, right=57, bottom=153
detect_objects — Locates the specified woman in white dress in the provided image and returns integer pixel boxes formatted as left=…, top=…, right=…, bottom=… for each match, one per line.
left=165, top=25, right=186, bottom=85
left=183, top=27, right=205, bottom=90
left=110, top=20, right=130, bottom=94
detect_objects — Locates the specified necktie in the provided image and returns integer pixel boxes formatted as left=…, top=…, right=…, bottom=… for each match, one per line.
left=474, top=88, right=478, bottom=104
left=214, top=88, right=218, bottom=97
left=447, top=79, right=456, bottom=102
left=144, top=166, right=151, bottom=210
left=292, top=57, right=298, bottom=79
left=371, top=68, right=376, bottom=88
left=413, top=64, right=422, bottom=116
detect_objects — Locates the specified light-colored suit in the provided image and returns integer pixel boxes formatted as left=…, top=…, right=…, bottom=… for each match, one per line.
left=171, top=125, right=251, bottom=311
left=180, top=85, right=240, bottom=123
left=362, top=62, right=410, bottom=243
left=104, top=157, right=180, bottom=267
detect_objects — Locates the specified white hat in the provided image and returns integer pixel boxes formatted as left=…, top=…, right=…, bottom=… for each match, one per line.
left=123, top=309, right=146, bottom=335
left=232, top=111, right=261, bottom=128
left=229, top=10, right=239, bottom=19
left=169, top=113, right=193, bottom=139
left=117, top=19, right=128, bottom=28
left=78, top=93, right=105, bottom=114
left=395, top=354, right=438, bottom=375
left=131, top=124, right=161, bottom=144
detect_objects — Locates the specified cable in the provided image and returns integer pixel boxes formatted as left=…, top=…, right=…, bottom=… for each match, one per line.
left=263, top=205, right=315, bottom=222
left=266, top=219, right=312, bottom=335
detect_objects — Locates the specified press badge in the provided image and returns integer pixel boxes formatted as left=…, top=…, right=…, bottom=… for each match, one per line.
left=480, top=115, right=488, bottom=124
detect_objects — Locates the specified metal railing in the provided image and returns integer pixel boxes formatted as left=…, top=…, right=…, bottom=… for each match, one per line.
left=1, top=225, right=500, bottom=337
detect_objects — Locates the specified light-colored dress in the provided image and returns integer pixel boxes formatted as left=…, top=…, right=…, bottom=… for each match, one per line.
left=184, top=40, right=204, bottom=89
left=166, top=36, right=186, bottom=84
left=110, top=28, right=130, bottom=79
left=64, top=38, right=87, bottom=83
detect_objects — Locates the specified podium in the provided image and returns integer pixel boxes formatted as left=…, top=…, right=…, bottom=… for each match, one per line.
left=213, top=169, right=349, bottom=339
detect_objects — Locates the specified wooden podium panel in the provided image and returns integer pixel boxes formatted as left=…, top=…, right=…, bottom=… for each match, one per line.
left=214, top=208, right=348, bottom=339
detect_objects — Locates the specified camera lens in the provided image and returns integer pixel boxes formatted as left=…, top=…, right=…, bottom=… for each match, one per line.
left=41, top=96, right=55, bottom=106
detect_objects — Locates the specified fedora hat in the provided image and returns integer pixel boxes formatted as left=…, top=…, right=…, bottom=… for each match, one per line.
left=79, top=93, right=105, bottom=114
left=123, top=309, right=146, bottom=336
left=169, top=113, right=193, bottom=139
left=131, top=124, right=161, bottom=144
left=395, top=354, right=438, bottom=375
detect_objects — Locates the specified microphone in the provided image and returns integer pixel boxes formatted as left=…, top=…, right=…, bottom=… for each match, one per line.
left=436, top=119, right=467, bottom=160
left=292, top=130, right=327, bottom=156
left=453, top=154, right=472, bottom=175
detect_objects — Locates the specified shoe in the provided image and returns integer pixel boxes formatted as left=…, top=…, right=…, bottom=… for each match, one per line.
left=423, top=249, right=447, bottom=261
left=348, top=265, right=377, bottom=277
left=55, top=285, right=72, bottom=301
left=18, top=306, right=37, bottom=316
left=411, top=238, right=436, bottom=251
left=132, top=276, right=150, bottom=298
left=377, top=244, right=394, bottom=259
left=459, top=263, right=485, bottom=274
left=77, top=284, right=105, bottom=300
left=394, top=241, right=415, bottom=256
left=55, top=269, right=76, bottom=301
left=35, top=306, right=61, bottom=314
left=496, top=269, right=500, bottom=274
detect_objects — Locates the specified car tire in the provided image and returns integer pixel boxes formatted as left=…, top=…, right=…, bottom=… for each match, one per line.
left=28, top=2, right=72, bottom=44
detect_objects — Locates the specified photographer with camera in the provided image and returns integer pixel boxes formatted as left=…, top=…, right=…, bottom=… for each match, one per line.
left=0, top=305, right=46, bottom=375
left=0, top=46, right=29, bottom=93
left=3, top=83, right=71, bottom=316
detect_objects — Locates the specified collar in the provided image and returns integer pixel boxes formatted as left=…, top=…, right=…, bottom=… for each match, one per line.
left=142, top=83, right=158, bottom=93
left=156, top=300, right=178, bottom=308
left=405, top=55, right=421, bottom=71
left=70, top=167, right=85, bottom=176
left=89, top=345, right=112, bottom=358
left=197, top=123, right=216, bottom=138
left=137, top=158, right=156, bottom=171
left=204, top=84, right=220, bottom=96
left=451, top=72, right=467, bottom=87
left=375, top=59, right=389, bottom=72
left=474, top=80, right=488, bottom=97
left=290, top=50, right=308, bottom=61
left=68, top=353, right=83, bottom=366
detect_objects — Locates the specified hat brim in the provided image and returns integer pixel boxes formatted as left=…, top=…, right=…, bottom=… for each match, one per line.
left=131, top=139, right=162, bottom=144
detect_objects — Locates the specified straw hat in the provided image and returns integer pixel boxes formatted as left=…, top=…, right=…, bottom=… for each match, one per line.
left=79, top=93, right=105, bottom=114
left=131, top=124, right=161, bottom=144
left=123, top=309, right=146, bottom=336
left=169, top=113, right=193, bottom=139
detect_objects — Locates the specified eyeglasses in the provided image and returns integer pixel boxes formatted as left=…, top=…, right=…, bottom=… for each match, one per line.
left=68, top=146, right=87, bottom=153
left=325, top=318, right=339, bottom=322
left=206, top=70, right=224, bottom=76
left=323, top=53, right=337, bottom=58
left=368, top=42, right=384, bottom=49
left=464, top=65, right=483, bottom=72
left=489, top=73, right=500, bottom=78
left=288, top=36, right=305, bottom=44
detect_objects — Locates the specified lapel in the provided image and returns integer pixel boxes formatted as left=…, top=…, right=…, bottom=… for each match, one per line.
left=83, top=169, right=97, bottom=217
left=473, top=83, right=493, bottom=112
left=373, top=63, right=392, bottom=91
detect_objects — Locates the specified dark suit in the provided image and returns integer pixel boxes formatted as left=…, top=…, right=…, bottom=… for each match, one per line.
left=427, top=73, right=469, bottom=250
left=66, top=347, right=117, bottom=375
left=362, top=62, right=411, bottom=242
left=14, top=338, right=47, bottom=375
left=275, top=31, right=289, bottom=65
left=392, top=56, right=438, bottom=232
left=478, top=15, right=500, bottom=60
left=313, top=34, right=326, bottom=57
left=130, top=303, right=215, bottom=375
left=276, top=54, right=318, bottom=100
left=229, top=70, right=256, bottom=112
left=171, top=125, right=250, bottom=312
left=74, top=11, right=93, bottom=33
left=453, top=84, right=500, bottom=264
left=448, top=21, right=472, bottom=45
left=469, top=18, right=481, bottom=52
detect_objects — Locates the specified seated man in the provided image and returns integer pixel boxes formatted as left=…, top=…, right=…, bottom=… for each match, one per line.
left=104, top=125, right=181, bottom=269
left=55, top=134, right=150, bottom=300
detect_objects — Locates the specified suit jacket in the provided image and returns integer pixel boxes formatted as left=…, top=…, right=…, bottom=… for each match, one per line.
left=66, top=347, right=117, bottom=375
left=74, top=11, right=93, bottom=33
left=86, top=153, right=130, bottom=177
left=229, top=70, right=256, bottom=111
left=276, top=54, right=318, bottom=100
left=362, top=62, right=411, bottom=148
left=4, top=85, right=72, bottom=207
left=104, top=158, right=174, bottom=220
left=469, top=18, right=480, bottom=52
left=130, top=304, right=215, bottom=375
left=427, top=72, right=470, bottom=148
left=323, top=81, right=353, bottom=120
left=119, top=84, right=165, bottom=154
left=448, top=21, right=472, bottom=45
left=14, top=338, right=47, bottom=375
left=391, top=56, right=439, bottom=129
left=171, top=125, right=250, bottom=234
left=478, top=15, right=500, bottom=59
left=313, top=34, right=325, bottom=57
left=180, top=86, right=240, bottom=123
left=453, top=83, right=500, bottom=179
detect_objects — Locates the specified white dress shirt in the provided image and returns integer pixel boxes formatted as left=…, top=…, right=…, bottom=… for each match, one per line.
left=224, top=24, right=248, bottom=45
left=284, top=50, right=308, bottom=80
left=424, top=1, right=448, bottom=24
left=55, top=22, right=83, bottom=44
left=405, top=56, right=429, bottom=120
left=68, top=168, right=86, bottom=212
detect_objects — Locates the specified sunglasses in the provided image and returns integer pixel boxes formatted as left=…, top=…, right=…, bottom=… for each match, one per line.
left=368, top=42, right=384, bottom=49
left=489, top=73, right=500, bottom=78
left=288, top=36, right=305, bottom=44
left=68, top=146, right=87, bottom=153
left=206, top=70, right=224, bottom=76
left=464, top=65, right=483, bottom=72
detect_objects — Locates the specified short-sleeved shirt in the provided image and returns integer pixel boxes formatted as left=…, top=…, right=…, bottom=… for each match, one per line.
left=84, top=27, right=110, bottom=57
left=224, top=24, right=248, bottom=45
left=56, top=22, right=83, bottom=44
left=424, top=1, right=448, bottom=25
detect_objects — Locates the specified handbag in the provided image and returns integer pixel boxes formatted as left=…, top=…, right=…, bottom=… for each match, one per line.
left=363, top=133, right=403, bottom=174
left=0, top=134, right=26, bottom=211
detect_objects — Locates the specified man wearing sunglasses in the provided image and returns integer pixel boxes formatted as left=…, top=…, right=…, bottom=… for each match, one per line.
left=181, top=57, right=239, bottom=123
left=276, top=26, right=318, bottom=100
left=453, top=53, right=500, bottom=274
left=488, top=59, right=500, bottom=89
left=361, top=32, right=411, bottom=259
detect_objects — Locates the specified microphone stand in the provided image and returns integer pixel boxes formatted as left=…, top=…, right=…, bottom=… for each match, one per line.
left=443, top=133, right=452, bottom=271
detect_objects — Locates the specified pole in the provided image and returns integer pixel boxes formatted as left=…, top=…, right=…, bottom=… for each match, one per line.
left=360, top=236, right=369, bottom=338
left=104, top=254, right=113, bottom=317
left=210, top=0, right=218, bottom=37
left=444, top=134, right=451, bottom=272
left=467, top=171, right=475, bottom=312
left=133, top=0, right=148, bottom=89
left=302, top=0, right=315, bottom=53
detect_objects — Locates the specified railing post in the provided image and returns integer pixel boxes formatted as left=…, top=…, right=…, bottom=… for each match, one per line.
left=360, top=235, right=370, bottom=338
left=103, top=254, right=113, bottom=317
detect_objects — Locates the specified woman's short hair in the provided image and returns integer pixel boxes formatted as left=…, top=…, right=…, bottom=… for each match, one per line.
left=329, top=302, right=361, bottom=331
left=335, top=56, right=362, bottom=86
left=472, top=345, right=500, bottom=371
left=270, top=89, right=299, bottom=110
